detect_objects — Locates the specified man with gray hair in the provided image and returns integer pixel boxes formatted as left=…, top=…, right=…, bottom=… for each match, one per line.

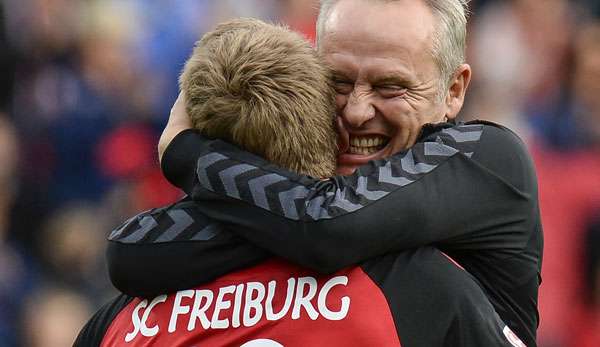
left=121, top=0, right=541, bottom=346
left=78, top=16, right=522, bottom=347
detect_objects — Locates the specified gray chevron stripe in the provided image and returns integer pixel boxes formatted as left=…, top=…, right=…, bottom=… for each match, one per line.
left=401, top=149, right=437, bottom=175
left=219, top=164, right=256, bottom=199
left=379, top=162, right=414, bottom=187
left=305, top=196, right=331, bottom=219
left=441, top=128, right=482, bottom=143
left=197, top=153, right=229, bottom=191
left=279, top=185, right=311, bottom=219
left=424, top=141, right=459, bottom=157
left=460, top=124, right=484, bottom=129
left=355, top=176, right=387, bottom=200
left=330, top=188, right=364, bottom=212
left=249, top=174, right=287, bottom=210
left=108, top=215, right=137, bottom=240
left=154, top=210, right=194, bottom=242
left=119, top=216, right=158, bottom=243
left=190, top=223, right=222, bottom=241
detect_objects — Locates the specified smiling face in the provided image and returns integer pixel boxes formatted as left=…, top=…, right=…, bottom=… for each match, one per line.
left=319, top=0, right=467, bottom=175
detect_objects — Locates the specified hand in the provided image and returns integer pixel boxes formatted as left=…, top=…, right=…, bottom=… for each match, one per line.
left=158, top=92, right=193, bottom=163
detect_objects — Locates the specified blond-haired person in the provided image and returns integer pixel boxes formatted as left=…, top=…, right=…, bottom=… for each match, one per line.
left=77, top=18, right=519, bottom=347
left=157, top=1, right=542, bottom=346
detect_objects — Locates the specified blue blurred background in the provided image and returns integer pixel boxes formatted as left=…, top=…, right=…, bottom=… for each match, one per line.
left=0, top=1, right=599, bottom=346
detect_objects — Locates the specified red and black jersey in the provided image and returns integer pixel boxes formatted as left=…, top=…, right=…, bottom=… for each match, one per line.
left=77, top=236, right=523, bottom=346
left=79, top=121, right=540, bottom=346
left=106, top=121, right=541, bottom=346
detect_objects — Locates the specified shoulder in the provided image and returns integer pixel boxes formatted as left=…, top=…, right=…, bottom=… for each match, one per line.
left=428, top=120, right=527, bottom=150
left=465, top=120, right=537, bottom=194
left=469, top=120, right=528, bottom=152
left=73, top=295, right=133, bottom=347
left=420, top=120, right=537, bottom=194
left=438, top=120, right=528, bottom=155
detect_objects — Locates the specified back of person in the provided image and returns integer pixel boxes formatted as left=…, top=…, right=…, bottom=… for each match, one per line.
left=81, top=200, right=519, bottom=347
left=76, top=18, right=522, bottom=347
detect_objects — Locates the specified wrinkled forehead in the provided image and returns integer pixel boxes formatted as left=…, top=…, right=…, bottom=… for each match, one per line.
left=318, top=0, right=437, bottom=79
left=318, top=0, right=435, bottom=55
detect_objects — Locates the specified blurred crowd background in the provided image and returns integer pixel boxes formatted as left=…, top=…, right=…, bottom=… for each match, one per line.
left=0, top=0, right=599, bottom=346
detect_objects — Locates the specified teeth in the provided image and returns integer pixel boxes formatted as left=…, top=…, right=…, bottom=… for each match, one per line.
left=349, top=145, right=385, bottom=155
left=349, top=135, right=389, bottom=154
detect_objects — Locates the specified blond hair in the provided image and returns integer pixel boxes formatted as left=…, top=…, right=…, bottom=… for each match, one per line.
left=179, top=18, right=337, bottom=178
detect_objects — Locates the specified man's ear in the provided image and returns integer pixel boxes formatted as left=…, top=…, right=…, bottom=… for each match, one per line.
left=444, top=64, right=471, bottom=120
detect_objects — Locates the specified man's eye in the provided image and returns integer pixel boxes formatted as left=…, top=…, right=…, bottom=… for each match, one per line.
left=334, top=81, right=353, bottom=95
left=376, top=85, right=407, bottom=98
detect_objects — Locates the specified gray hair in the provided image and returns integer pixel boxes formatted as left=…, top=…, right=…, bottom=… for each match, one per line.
left=317, top=0, right=470, bottom=97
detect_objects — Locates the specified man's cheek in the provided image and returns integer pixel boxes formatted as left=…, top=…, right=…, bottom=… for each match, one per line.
left=335, top=116, right=350, bottom=153
left=383, top=103, right=420, bottom=129
left=379, top=104, right=422, bottom=151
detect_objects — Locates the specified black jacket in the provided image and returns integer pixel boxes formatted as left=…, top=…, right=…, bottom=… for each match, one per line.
left=101, top=121, right=541, bottom=347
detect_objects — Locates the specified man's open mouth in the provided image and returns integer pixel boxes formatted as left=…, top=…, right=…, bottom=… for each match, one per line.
left=348, top=135, right=390, bottom=155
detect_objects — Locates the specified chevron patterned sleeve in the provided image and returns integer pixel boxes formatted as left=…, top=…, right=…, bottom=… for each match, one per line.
left=195, top=124, right=483, bottom=221
left=163, top=122, right=536, bottom=271
left=106, top=198, right=270, bottom=297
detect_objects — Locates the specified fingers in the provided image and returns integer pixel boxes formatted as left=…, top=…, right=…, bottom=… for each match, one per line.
left=158, top=92, right=193, bottom=162
left=168, top=92, right=192, bottom=129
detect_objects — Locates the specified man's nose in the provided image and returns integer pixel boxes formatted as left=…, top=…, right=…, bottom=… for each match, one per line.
left=343, top=89, right=375, bottom=128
